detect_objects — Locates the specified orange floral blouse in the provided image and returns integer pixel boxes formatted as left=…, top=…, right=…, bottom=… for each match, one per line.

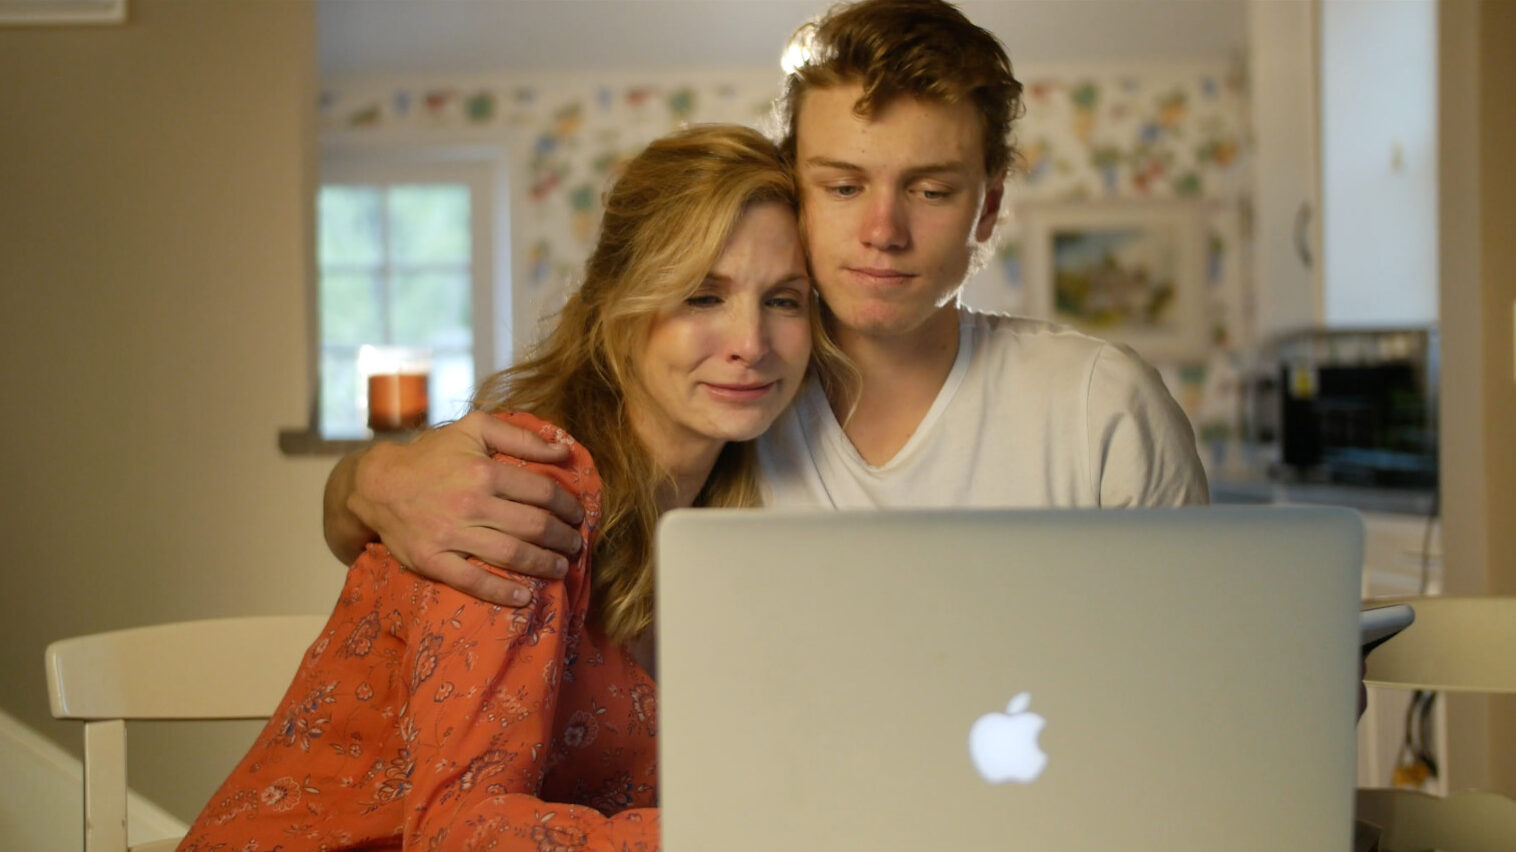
left=179, top=412, right=660, bottom=851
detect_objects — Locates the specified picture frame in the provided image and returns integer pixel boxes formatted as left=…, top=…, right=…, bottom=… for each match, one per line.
left=1020, top=200, right=1207, bottom=362
left=0, top=0, right=125, bottom=25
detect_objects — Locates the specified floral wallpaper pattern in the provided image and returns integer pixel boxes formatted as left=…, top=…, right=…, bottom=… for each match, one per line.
left=320, top=63, right=1250, bottom=444
left=323, top=72, right=782, bottom=340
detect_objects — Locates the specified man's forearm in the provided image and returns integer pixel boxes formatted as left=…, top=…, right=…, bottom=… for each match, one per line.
left=323, top=447, right=380, bottom=566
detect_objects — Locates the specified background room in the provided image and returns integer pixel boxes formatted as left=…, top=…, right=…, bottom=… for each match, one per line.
left=1, top=0, right=1512, bottom=848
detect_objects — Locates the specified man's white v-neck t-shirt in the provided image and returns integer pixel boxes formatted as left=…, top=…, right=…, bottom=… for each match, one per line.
left=756, top=309, right=1209, bottom=509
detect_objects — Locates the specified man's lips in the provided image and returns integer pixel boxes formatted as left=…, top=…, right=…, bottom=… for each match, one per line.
left=702, top=381, right=777, bottom=402
left=846, top=266, right=916, bottom=283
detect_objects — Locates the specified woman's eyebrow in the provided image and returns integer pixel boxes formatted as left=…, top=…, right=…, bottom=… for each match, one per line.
left=769, top=273, right=813, bottom=288
left=706, top=273, right=811, bottom=287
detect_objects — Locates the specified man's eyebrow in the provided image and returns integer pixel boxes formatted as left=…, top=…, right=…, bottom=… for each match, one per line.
left=801, top=157, right=972, bottom=177
left=903, top=161, right=972, bottom=178
left=803, top=156, right=863, bottom=172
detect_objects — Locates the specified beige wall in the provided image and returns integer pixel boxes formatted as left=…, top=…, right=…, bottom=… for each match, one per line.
left=1474, top=0, right=1516, bottom=797
left=1474, top=0, right=1516, bottom=600
left=1437, top=0, right=1516, bottom=796
left=0, top=0, right=342, bottom=820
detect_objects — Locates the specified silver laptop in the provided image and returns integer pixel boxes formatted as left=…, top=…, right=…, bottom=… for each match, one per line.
left=656, top=507, right=1363, bottom=851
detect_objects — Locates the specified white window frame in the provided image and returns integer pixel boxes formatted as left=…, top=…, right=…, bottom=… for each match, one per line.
left=308, top=144, right=511, bottom=442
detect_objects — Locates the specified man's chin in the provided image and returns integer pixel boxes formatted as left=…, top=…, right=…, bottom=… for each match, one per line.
left=830, top=300, right=957, bottom=341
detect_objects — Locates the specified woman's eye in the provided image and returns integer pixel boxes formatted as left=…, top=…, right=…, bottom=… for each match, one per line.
left=766, top=293, right=807, bottom=312
left=685, top=294, right=722, bottom=308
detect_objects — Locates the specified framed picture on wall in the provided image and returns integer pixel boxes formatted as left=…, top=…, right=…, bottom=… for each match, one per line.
left=1020, top=200, right=1207, bottom=362
left=0, top=0, right=126, bottom=25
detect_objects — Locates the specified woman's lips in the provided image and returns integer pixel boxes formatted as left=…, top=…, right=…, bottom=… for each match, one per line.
left=702, top=382, right=776, bottom=402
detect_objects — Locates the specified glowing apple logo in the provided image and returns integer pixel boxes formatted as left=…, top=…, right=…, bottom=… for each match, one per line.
left=968, top=692, right=1048, bottom=784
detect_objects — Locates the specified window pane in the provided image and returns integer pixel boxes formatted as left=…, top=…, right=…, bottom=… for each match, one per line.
left=391, top=269, right=472, bottom=348
left=430, top=350, right=476, bottom=426
left=320, top=349, right=365, bottom=439
left=315, top=173, right=485, bottom=439
left=318, top=187, right=383, bottom=266
left=320, top=270, right=384, bottom=345
left=389, top=184, right=470, bottom=264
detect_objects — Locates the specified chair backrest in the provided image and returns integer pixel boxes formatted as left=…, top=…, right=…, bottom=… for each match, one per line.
left=1355, top=788, right=1516, bottom=852
left=1358, top=596, right=1516, bottom=851
left=1362, top=596, right=1516, bottom=694
left=45, top=615, right=328, bottom=852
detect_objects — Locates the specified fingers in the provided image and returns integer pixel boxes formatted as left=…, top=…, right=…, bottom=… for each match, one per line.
left=460, top=411, right=583, bottom=526
left=469, top=410, right=574, bottom=464
left=453, top=524, right=572, bottom=582
left=485, top=457, right=586, bottom=529
left=356, top=411, right=588, bottom=605
left=421, top=551, right=536, bottom=608
left=462, top=466, right=582, bottom=565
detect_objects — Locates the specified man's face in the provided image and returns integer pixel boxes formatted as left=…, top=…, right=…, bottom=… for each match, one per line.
left=794, top=83, right=1003, bottom=342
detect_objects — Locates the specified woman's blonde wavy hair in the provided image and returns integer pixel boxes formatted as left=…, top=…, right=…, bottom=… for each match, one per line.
left=472, top=124, right=854, bottom=644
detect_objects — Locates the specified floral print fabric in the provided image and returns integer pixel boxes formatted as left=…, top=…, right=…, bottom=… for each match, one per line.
left=179, top=412, right=660, bottom=851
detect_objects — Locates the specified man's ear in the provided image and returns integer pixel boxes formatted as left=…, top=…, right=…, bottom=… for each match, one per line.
left=975, top=170, right=1007, bottom=243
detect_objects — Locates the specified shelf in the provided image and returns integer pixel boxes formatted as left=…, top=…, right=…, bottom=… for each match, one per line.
left=276, top=427, right=420, bottom=457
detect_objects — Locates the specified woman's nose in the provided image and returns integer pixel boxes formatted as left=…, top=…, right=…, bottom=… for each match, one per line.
left=724, top=304, right=769, bottom=364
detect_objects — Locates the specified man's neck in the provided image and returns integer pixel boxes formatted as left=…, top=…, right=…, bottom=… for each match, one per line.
left=827, top=304, right=963, bottom=466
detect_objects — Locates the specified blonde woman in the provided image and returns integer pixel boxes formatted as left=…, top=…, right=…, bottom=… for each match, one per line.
left=180, top=124, right=848, bottom=851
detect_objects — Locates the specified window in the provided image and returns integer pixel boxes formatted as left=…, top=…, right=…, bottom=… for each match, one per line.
left=314, top=159, right=501, bottom=440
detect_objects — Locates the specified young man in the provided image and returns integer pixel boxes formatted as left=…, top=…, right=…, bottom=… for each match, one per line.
left=322, top=0, right=1207, bottom=606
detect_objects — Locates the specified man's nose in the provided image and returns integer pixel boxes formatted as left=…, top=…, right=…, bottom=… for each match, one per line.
left=861, top=190, right=909, bottom=251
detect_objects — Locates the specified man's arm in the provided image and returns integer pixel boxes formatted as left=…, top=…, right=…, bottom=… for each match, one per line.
left=1086, top=343, right=1210, bottom=507
left=322, top=411, right=587, bottom=605
left=322, top=447, right=381, bottom=566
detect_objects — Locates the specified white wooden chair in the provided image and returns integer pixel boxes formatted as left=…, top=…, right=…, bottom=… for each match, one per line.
left=1356, top=596, right=1516, bottom=852
left=45, top=615, right=328, bottom=852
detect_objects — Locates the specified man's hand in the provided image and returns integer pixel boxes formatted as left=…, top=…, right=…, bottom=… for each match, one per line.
left=324, top=411, right=586, bottom=606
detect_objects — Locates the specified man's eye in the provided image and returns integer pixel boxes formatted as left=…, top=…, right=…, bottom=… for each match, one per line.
left=826, top=184, right=861, bottom=199
left=917, top=187, right=953, bottom=201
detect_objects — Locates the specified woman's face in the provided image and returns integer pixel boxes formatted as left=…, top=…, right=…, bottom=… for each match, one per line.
left=632, top=201, right=813, bottom=464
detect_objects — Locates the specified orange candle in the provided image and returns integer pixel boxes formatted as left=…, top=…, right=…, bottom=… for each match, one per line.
left=367, top=372, right=429, bottom=432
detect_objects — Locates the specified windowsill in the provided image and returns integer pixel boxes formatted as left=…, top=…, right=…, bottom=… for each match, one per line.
left=277, top=427, right=422, bottom=457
